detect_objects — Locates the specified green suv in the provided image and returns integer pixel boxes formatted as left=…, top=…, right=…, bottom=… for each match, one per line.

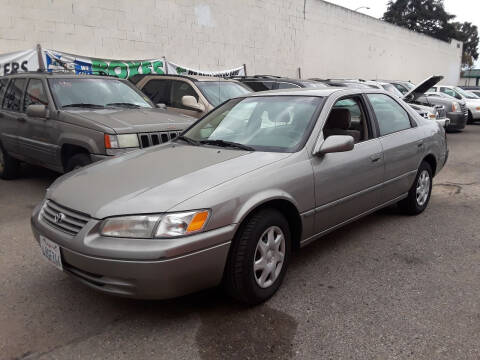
left=0, top=72, right=193, bottom=179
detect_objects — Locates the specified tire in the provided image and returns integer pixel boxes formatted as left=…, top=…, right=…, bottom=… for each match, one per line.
left=467, top=111, right=474, bottom=124
left=224, top=208, right=291, bottom=305
left=65, top=153, right=91, bottom=172
left=398, top=161, right=433, bottom=215
left=0, top=142, right=20, bottom=180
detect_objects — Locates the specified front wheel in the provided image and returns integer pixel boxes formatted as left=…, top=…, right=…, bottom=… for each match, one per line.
left=0, top=143, right=20, bottom=180
left=467, top=111, right=474, bottom=124
left=224, top=208, right=291, bottom=305
left=398, top=161, right=433, bottom=215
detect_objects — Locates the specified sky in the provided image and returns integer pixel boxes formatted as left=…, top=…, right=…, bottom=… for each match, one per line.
left=325, top=0, right=480, bottom=66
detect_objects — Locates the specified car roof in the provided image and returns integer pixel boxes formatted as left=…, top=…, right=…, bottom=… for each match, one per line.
left=242, top=87, right=388, bottom=98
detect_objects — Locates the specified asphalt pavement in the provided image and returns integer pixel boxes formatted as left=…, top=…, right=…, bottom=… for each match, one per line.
left=1, top=125, right=479, bottom=360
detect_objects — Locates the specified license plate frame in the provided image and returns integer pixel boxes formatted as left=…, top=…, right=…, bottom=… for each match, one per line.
left=39, top=236, right=63, bottom=271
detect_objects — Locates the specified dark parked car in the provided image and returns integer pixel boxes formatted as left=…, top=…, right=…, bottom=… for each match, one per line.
left=419, top=92, right=468, bottom=131
left=231, top=75, right=328, bottom=91
left=0, top=72, right=193, bottom=179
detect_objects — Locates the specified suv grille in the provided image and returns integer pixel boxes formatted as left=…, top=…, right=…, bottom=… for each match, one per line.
left=40, top=200, right=90, bottom=236
left=139, top=131, right=181, bottom=148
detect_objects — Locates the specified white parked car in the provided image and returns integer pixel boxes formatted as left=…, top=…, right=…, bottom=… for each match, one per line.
left=429, top=85, right=480, bottom=123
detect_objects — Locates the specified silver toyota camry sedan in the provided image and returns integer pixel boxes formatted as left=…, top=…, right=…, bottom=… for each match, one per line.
left=31, top=88, right=448, bottom=304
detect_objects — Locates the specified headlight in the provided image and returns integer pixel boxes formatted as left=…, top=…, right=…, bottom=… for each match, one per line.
left=425, top=111, right=436, bottom=119
left=104, top=134, right=140, bottom=149
left=100, top=210, right=210, bottom=238
left=452, top=102, right=461, bottom=112
left=476, top=106, right=480, bottom=111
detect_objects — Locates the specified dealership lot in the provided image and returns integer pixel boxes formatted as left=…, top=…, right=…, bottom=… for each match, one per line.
left=0, top=125, right=479, bottom=359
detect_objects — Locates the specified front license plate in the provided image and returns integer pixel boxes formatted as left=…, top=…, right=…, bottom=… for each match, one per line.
left=40, top=236, right=63, bottom=271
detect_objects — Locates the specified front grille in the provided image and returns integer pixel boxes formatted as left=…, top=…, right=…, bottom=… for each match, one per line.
left=460, top=103, right=468, bottom=117
left=139, top=131, right=181, bottom=148
left=40, top=200, right=90, bottom=236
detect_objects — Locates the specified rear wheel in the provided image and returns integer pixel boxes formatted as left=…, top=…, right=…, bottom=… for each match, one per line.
left=0, top=143, right=20, bottom=180
left=398, top=161, right=433, bottom=215
left=65, top=153, right=91, bottom=172
left=224, top=208, right=291, bottom=305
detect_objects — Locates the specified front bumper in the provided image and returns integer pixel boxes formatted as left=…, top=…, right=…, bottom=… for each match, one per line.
left=31, top=203, right=233, bottom=299
left=446, top=112, right=467, bottom=130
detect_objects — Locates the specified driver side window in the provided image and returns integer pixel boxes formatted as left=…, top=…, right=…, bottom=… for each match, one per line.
left=323, top=97, right=370, bottom=144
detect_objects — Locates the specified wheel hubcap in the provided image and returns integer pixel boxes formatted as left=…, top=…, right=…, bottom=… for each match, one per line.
left=416, top=170, right=431, bottom=207
left=253, top=226, right=286, bottom=289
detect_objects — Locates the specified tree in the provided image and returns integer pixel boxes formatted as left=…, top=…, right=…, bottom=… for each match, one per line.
left=453, top=22, right=479, bottom=68
left=383, top=0, right=479, bottom=68
left=383, top=0, right=456, bottom=42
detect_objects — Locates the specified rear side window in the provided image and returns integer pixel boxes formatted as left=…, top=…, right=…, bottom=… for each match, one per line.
left=367, top=94, right=411, bottom=136
left=277, top=82, right=300, bottom=89
left=0, top=78, right=8, bottom=101
left=2, top=78, right=26, bottom=112
left=142, top=79, right=171, bottom=105
left=243, top=81, right=275, bottom=91
left=24, top=79, right=48, bottom=111
left=170, top=80, right=198, bottom=109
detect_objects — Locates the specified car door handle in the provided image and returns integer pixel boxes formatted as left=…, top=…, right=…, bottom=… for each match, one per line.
left=417, top=141, right=424, bottom=148
left=16, top=117, right=26, bottom=122
left=370, top=153, right=382, bottom=162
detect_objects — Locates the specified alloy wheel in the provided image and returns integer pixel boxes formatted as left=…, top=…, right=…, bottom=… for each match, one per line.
left=253, top=226, right=286, bottom=289
left=416, top=170, right=431, bottom=207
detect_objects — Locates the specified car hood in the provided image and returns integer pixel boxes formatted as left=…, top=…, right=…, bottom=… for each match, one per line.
left=63, top=108, right=194, bottom=133
left=403, top=75, right=444, bottom=102
left=47, top=144, right=290, bottom=219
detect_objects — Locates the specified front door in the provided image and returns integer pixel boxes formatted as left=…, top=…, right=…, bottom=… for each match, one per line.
left=312, top=96, right=385, bottom=234
left=16, top=78, right=59, bottom=167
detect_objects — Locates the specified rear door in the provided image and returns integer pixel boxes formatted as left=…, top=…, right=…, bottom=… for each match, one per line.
left=16, top=78, right=59, bottom=166
left=366, top=93, right=423, bottom=201
left=1, top=77, right=26, bottom=157
left=0, top=78, right=17, bottom=154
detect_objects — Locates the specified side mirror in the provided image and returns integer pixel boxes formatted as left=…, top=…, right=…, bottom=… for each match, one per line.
left=26, top=104, right=48, bottom=118
left=316, top=135, right=354, bottom=155
left=181, top=95, right=205, bottom=112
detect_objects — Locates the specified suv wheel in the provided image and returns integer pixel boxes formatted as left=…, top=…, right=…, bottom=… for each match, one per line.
left=224, top=208, right=291, bottom=305
left=66, top=153, right=91, bottom=172
left=467, top=110, right=474, bottom=124
left=398, top=161, right=433, bottom=215
left=0, top=143, right=20, bottom=180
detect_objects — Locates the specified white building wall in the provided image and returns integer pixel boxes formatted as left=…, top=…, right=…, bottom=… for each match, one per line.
left=0, top=0, right=462, bottom=84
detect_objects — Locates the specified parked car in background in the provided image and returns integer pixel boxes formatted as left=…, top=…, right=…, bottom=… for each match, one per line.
left=429, top=85, right=480, bottom=123
left=231, top=75, right=329, bottom=91
left=378, top=80, right=415, bottom=95
left=31, top=87, right=448, bottom=304
left=0, top=72, right=193, bottom=179
left=132, top=74, right=252, bottom=119
left=310, top=79, right=374, bottom=89
left=419, top=92, right=468, bottom=131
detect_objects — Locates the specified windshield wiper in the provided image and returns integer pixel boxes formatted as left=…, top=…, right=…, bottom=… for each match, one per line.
left=175, top=135, right=200, bottom=146
left=62, top=103, right=105, bottom=109
left=199, top=139, right=255, bottom=151
left=106, top=102, right=142, bottom=108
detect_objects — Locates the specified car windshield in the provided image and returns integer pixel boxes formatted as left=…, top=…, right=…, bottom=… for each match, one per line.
left=48, top=78, right=154, bottom=109
left=182, top=96, right=322, bottom=152
left=196, top=81, right=251, bottom=107
left=454, top=86, right=479, bottom=99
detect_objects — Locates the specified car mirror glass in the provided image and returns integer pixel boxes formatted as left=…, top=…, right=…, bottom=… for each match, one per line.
left=316, top=135, right=354, bottom=155
left=26, top=104, right=48, bottom=118
left=181, top=95, right=205, bottom=112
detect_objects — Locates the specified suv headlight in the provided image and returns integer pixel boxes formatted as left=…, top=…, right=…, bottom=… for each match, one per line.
left=452, top=102, right=461, bottom=112
left=104, top=134, right=140, bottom=149
left=100, top=210, right=210, bottom=238
left=423, top=111, right=436, bottom=120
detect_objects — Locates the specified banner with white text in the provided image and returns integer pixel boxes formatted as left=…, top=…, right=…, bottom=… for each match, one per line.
left=166, top=61, right=245, bottom=77
left=0, top=49, right=40, bottom=76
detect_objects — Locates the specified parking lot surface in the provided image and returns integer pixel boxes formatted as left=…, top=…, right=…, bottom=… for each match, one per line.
left=1, top=125, right=479, bottom=360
